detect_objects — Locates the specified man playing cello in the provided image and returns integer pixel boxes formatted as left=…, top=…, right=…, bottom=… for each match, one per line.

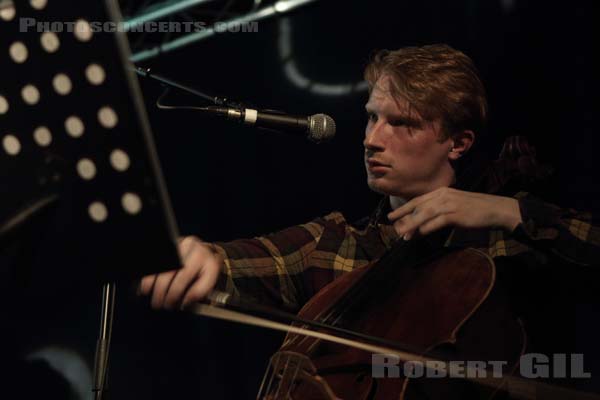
left=140, top=44, right=599, bottom=398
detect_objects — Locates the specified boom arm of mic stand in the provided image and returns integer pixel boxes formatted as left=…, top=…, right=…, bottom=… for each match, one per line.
left=132, top=67, right=234, bottom=107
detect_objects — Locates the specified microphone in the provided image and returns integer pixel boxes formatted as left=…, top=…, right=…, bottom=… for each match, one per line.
left=205, top=106, right=336, bottom=143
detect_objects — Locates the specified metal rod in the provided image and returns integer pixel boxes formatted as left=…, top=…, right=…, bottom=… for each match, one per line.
left=0, top=194, right=59, bottom=243
left=130, top=0, right=318, bottom=63
left=93, top=282, right=116, bottom=400
left=132, top=66, right=218, bottom=103
left=123, top=0, right=215, bottom=32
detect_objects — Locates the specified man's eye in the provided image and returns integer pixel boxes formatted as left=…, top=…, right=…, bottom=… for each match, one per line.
left=389, top=119, right=406, bottom=127
left=366, top=112, right=377, bottom=122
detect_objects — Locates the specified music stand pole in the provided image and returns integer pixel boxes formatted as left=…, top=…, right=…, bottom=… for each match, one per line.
left=93, top=282, right=116, bottom=400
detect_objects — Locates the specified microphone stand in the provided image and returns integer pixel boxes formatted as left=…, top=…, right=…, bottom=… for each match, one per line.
left=132, top=67, right=235, bottom=107
left=133, top=66, right=336, bottom=142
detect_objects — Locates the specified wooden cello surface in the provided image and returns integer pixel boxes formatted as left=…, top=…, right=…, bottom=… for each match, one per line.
left=259, top=239, right=527, bottom=400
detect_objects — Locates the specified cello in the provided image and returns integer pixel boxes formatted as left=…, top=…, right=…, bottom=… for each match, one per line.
left=255, top=233, right=526, bottom=399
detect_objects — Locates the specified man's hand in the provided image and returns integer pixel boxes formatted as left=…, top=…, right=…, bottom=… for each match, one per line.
left=138, top=236, right=223, bottom=310
left=387, top=187, right=523, bottom=240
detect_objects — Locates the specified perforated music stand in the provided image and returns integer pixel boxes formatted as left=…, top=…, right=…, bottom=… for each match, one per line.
left=1, top=1, right=181, bottom=398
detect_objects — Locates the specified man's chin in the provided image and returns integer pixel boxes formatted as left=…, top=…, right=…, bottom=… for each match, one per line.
left=367, top=177, right=392, bottom=195
left=367, top=177, right=412, bottom=198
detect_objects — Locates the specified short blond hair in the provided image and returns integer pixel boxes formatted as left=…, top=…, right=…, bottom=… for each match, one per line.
left=364, top=44, right=488, bottom=140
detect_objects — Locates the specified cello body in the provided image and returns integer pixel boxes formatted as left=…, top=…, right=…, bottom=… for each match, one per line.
left=259, top=245, right=526, bottom=400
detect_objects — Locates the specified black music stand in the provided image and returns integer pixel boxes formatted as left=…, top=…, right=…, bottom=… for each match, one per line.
left=1, top=1, right=181, bottom=398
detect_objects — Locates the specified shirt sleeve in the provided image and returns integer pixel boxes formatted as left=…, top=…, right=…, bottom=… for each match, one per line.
left=512, top=192, right=600, bottom=266
left=211, top=212, right=391, bottom=311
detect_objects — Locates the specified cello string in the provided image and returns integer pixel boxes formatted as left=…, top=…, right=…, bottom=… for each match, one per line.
left=256, top=356, right=272, bottom=399
left=280, top=240, right=409, bottom=350
left=262, top=352, right=281, bottom=400
left=288, top=239, right=419, bottom=352
left=273, top=355, right=292, bottom=399
left=285, top=357, right=303, bottom=399
left=267, top=239, right=448, bottom=357
left=206, top=290, right=425, bottom=355
left=275, top=226, right=444, bottom=352
left=310, top=232, right=448, bottom=334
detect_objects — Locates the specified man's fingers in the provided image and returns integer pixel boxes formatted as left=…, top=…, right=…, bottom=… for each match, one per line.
left=151, top=270, right=177, bottom=309
left=395, top=205, right=438, bottom=235
left=138, top=238, right=223, bottom=311
left=395, top=202, right=453, bottom=237
left=416, top=213, right=453, bottom=236
left=139, top=274, right=158, bottom=296
left=401, top=216, right=446, bottom=241
left=162, top=265, right=199, bottom=310
left=179, top=236, right=199, bottom=261
left=181, top=256, right=221, bottom=308
left=388, top=188, right=445, bottom=220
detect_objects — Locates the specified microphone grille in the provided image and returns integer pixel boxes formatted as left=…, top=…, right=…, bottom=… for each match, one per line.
left=309, top=114, right=336, bottom=143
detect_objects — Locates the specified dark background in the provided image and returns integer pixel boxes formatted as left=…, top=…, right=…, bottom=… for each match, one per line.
left=3, top=0, right=600, bottom=399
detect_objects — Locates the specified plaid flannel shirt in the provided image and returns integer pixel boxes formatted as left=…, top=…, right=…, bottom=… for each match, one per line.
left=214, top=192, right=600, bottom=312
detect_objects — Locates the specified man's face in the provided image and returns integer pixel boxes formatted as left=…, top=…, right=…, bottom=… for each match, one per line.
left=364, top=76, right=455, bottom=199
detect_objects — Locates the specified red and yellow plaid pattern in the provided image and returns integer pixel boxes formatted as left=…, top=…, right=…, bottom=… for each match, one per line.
left=214, top=193, right=600, bottom=311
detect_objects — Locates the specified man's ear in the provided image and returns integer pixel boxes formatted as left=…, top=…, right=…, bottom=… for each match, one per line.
left=448, top=130, right=475, bottom=161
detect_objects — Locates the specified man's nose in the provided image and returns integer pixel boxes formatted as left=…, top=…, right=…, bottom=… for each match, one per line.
left=363, top=122, right=385, bottom=151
